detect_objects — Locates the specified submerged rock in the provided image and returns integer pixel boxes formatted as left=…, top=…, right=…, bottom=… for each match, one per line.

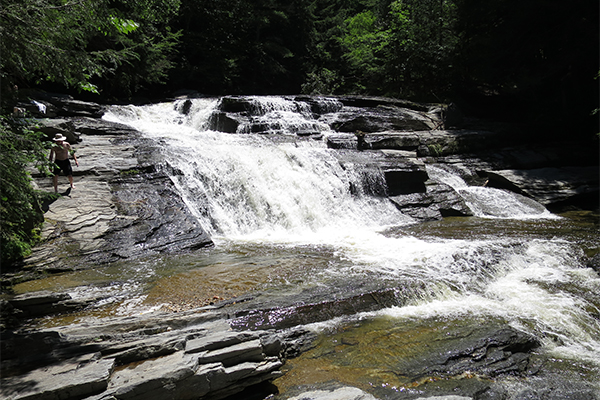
left=229, top=289, right=401, bottom=331
left=284, top=385, right=379, bottom=400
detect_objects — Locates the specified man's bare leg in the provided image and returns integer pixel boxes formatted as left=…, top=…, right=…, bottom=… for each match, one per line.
left=53, top=175, right=58, bottom=193
left=68, top=175, right=75, bottom=189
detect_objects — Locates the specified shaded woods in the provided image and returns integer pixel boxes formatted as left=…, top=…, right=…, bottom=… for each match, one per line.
left=3, top=0, right=598, bottom=129
left=1, top=0, right=598, bottom=264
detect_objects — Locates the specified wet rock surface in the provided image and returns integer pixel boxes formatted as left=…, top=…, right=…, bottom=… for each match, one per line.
left=1, top=292, right=564, bottom=400
left=0, top=307, right=316, bottom=400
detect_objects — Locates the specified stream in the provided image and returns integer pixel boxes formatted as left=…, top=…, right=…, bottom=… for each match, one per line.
left=14, top=97, right=600, bottom=397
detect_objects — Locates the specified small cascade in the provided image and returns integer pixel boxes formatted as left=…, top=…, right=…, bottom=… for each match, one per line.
left=426, top=165, right=555, bottom=219
left=211, top=95, right=341, bottom=136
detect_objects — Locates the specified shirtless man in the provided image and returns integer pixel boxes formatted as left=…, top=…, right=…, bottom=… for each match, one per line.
left=49, top=133, right=79, bottom=193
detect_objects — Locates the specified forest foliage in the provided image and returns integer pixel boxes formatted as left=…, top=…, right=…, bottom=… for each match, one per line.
left=0, top=0, right=598, bottom=265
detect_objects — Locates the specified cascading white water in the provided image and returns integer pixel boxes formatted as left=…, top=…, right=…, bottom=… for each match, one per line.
left=105, top=99, right=413, bottom=242
left=426, top=164, right=557, bottom=219
left=237, top=96, right=332, bottom=135
left=104, top=98, right=600, bottom=377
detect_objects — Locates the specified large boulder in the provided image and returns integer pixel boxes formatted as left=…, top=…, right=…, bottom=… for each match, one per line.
left=17, top=91, right=105, bottom=118
left=72, top=117, right=140, bottom=136
left=34, top=118, right=81, bottom=143
left=209, top=95, right=443, bottom=136
left=390, top=180, right=473, bottom=221
left=16, top=120, right=213, bottom=279
left=327, top=130, right=501, bottom=156
left=103, top=165, right=212, bottom=262
left=330, top=106, right=436, bottom=133
left=7, top=290, right=95, bottom=318
left=1, top=357, right=115, bottom=400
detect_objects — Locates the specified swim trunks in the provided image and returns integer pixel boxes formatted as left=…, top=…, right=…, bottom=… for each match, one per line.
left=53, top=159, right=73, bottom=176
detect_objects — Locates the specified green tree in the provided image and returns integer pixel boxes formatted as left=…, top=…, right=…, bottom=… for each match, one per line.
left=384, top=0, right=458, bottom=99
left=304, top=0, right=458, bottom=97
left=89, top=0, right=182, bottom=97
left=0, top=0, right=181, bottom=99
left=340, top=10, right=390, bottom=93
left=172, top=0, right=314, bottom=94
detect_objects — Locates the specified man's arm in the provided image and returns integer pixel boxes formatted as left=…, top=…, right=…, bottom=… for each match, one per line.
left=68, top=143, right=79, bottom=166
left=49, top=147, right=55, bottom=162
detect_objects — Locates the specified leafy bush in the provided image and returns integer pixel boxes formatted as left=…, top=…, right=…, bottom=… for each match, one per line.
left=0, top=117, right=52, bottom=266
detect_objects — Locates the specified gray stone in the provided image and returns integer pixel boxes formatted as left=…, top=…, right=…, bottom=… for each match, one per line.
left=327, top=130, right=500, bottom=156
left=208, top=112, right=240, bottom=133
left=485, top=166, right=599, bottom=208
left=72, top=117, right=140, bottom=136
left=185, top=331, right=259, bottom=354
left=1, top=357, right=114, bottom=400
left=415, top=397, right=472, bottom=400
left=286, top=386, right=379, bottom=400
left=404, top=326, right=540, bottom=380
left=261, top=334, right=284, bottom=357
left=8, top=290, right=96, bottom=318
left=587, top=253, right=600, bottom=274
left=206, top=359, right=283, bottom=399
left=330, top=106, right=434, bottom=133
left=196, top=339, right=265, bottom=366
left=416, top=130, right=500, bottom=156
left=19, top=123, right=212, bottom=275
left=102, top=336, right=186, bottom=365
left=390, top=180, right=473, bottom=221
left=9, top=290, right=71, bottom=307
left=35, top=118, right=81, bottom=143
left=368, top=131, right=421, bottom=150
left=230, top=289, right=400, bottom=331
left=108, top=352, right=201, bottom=400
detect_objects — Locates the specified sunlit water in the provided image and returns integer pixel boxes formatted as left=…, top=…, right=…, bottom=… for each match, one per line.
left=17, top=98, right=599, bottom=395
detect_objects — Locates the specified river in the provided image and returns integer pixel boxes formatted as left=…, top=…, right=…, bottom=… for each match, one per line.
left=15, top=97, right=600, bottom=398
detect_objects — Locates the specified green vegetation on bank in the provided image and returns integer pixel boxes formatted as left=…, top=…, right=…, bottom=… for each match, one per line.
left=0, top=0, right=598, bottom=265
left=0, top=118, right=53, bottom=265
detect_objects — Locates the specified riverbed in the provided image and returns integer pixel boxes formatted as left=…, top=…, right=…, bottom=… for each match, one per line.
left=10, top=98, right=600, bottom=398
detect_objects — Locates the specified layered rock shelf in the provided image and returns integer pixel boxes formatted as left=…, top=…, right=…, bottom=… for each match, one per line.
left=2, top=289, right=557, bottom=400
left=0, top=306, right=315, bottom=400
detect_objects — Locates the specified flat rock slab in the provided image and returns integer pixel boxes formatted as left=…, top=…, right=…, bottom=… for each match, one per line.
left=286, top=386, right=379, bottom=400
left=107, top=352, right=207, bottom=400
left=1, top=357, right=114, bottom=400
left=7, top=290, right=94, bottom=318
left=486, top=166, right=599, bottom=206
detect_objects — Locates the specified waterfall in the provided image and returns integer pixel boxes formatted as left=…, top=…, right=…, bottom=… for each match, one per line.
left=103, top=97, right=600, bottom=374
left=105, top=98, right=413, bottom=243
left=426, top=164, right=557, bottom=219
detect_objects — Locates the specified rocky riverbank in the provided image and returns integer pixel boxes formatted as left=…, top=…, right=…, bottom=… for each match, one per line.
left=1, top=92, right=598, bottom=400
